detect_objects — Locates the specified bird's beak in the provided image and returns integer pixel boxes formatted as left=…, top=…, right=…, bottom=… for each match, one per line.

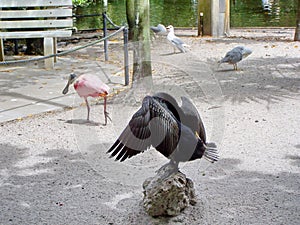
left=62, top=77, right=72, bottom=95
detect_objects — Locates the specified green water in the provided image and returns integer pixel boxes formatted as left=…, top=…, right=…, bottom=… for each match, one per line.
left=231, top=0, right=298, bottom=27
left=74, top=0, right=298, bottom=30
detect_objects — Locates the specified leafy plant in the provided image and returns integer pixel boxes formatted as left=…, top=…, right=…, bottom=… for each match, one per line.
left=73, top=0, right=93, bottom=7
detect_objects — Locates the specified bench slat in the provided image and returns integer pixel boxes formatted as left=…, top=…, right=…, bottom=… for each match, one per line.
left=0, top=9, right=72, bottom=19
left=0, top=30, right=72, bottom=38
left=0, top=0, right=72, bottom=7
left=0, top=20, right=73, bottom=29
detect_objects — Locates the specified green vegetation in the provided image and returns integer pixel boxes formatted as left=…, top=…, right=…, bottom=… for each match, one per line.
left=73, top=0, right=93, bottom=7
left=73, top=0, right=297, bottom=30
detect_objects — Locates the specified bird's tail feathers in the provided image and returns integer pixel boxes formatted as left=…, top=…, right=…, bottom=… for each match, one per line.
left=206, top=142, right=217, bottom=148
left=204, top=143, right=219, bottom=163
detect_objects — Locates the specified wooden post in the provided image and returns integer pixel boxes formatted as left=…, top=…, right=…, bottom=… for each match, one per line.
left=126, top=0, right=135, bottom=40
left=198, top=0, right=230, bottom=37
left=0, top=7, right=3, bottom=62
left=132, top=0, right=152, bottom=81
left=0, top=39, right=4, bottom=61
left=224, top=0, right=230, bottom=36
left=294, top=0, right=300, bottom=41
left=198, top=0, right=212, bottom=36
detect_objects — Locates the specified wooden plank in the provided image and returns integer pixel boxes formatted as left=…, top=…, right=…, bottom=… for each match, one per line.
left=0, top=19, right=73, bottom=29
left=0, top=9, right=72, bottom=19
left=0, top=0, right=72, bottom=8
left=198, top=0, right=212, bottom=36
left=0, top=30, right=72, bottom=38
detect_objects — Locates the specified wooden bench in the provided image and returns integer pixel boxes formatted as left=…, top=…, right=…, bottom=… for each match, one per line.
left=0, top=0, right=73, bottom=69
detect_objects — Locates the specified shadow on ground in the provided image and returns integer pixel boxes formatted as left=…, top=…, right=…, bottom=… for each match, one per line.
left=0, top=143, right=299, bottom=224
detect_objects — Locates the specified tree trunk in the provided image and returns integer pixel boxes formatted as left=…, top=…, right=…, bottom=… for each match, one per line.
left=126, top=0, right=152, bottom=85
left=126, top=0, right=135, bottom=40
left=294, top=0, right=300, bottom=41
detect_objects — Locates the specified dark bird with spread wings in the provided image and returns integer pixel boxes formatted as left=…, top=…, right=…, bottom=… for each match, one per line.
left=107, top=92, right=218, bottom=174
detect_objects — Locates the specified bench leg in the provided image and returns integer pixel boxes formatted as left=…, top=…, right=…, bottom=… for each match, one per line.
left=0, top=39, right=4, bottom=61
left=44, top=37, right=54, bottom=69
left=53, top=37, right=57, bottom=63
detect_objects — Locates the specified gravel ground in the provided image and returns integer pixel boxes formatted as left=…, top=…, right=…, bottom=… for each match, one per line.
left=0, top=28, right=299, bottom=224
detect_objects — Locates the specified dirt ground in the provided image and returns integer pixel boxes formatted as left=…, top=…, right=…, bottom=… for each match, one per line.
left=0, top=28, right=299, bottom=224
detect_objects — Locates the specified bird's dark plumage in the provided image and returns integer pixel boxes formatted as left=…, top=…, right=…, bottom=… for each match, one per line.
left=107, top=93, right=218, bottom=169
left=180, top=96, right=207, bottom=144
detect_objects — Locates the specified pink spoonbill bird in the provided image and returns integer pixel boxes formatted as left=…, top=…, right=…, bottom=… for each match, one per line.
left=62, top=73, right=111, bottom=125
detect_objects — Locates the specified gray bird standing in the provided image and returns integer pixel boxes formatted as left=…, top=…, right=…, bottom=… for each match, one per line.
left=166, top=25, right=190, bottom=53
left=219, top=46, right=252, bottom=70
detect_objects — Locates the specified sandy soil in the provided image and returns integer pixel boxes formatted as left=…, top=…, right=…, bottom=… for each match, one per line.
left=0, top=28, right=299, bottom=224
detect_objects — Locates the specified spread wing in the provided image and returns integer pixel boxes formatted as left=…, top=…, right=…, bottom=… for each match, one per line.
left=180, top=96, right=206, bottom=144
left=107, top=96, right=180, bottom=161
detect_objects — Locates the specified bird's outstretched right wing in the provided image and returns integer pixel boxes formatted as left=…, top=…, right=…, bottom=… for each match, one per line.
left=107, top=95, right=180, bottom=162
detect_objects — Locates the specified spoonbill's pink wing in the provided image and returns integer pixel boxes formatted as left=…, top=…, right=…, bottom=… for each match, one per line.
left=74, top=75, right=109, bottom=98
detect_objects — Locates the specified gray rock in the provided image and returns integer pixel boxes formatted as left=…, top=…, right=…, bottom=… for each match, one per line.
left=142, top=170, right=197, bottom=217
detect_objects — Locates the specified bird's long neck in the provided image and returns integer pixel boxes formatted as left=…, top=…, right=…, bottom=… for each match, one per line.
left=189, top=138, right=206, bottom=161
